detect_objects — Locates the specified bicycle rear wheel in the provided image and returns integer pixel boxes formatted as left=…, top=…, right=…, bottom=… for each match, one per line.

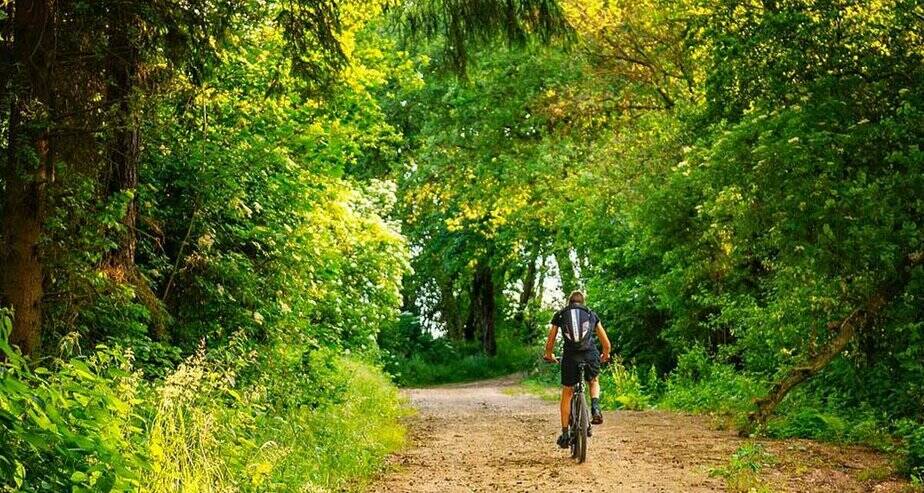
left=569, top=396, right=579, bottom=459
left=570, top=393, right=589, bottom=463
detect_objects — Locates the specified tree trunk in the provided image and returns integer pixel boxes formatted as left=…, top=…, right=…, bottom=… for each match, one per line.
left=1, top=0, right=54, bottom=355
left=471, top=259, right=497, bottom=356
left=463, top=298, right=476, bottom=341
left=745, top=252, right=924, bottom=431
left=101, top=10, right=169, bottom=339
left=437, top=275, right=464, bottom=339
left=1, top=3, right=13, bottom=117
left=555, top=248, right=578, bottom=295
left=103, top=14, right=140, bottom=280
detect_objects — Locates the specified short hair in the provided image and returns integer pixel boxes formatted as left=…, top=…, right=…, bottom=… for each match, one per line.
left=568, top=290, right=585, bottom=305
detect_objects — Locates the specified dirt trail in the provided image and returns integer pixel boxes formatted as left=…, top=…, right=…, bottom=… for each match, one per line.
left=369, top=376, right=907, bottom=492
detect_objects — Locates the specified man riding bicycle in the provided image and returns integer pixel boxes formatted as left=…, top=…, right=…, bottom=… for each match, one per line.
left=543, top=290, right=612, bottom=448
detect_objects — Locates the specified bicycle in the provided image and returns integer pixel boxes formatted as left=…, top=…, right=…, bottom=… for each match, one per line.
left=545, top=357, right=592, bottom=464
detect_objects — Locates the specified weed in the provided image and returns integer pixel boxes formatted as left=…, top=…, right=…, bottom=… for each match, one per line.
left=709, top=442, right=776, bottom=493
left=856, top=465, right=893, bottom=482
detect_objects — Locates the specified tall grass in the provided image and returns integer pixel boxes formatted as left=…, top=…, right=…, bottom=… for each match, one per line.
left=1, top=318, right=407, bottom=492
left=257, top=358, right=408, bottom=491
left=142, top=348, right=234, bottom=492
left=142, top=345, right=407, bottom=492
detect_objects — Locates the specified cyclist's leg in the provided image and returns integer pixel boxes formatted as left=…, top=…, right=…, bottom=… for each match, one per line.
left=585, top=352, right=604, bottom=424
left=556, top=385, right=574, bottom=448
left=560, top=352, right=580, bottom=426
left=560, top=386, right=573, bottom=428
left=589, top=377, right=600, bottom=399
left=558, top=354, right=580, bottom=447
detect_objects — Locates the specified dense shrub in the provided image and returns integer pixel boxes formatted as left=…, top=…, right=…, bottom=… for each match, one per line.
left=659, top=348, right=764, bottom=415
left=0, top=309, right=406, bottom=492
left=597, top=360, right=650, bottom=411
left=380, top=316, right=540, bottom=386
left=142, top=343, right=406, bottom=492
left=898, top=421, right=924, bottom=480
left=0, top=311, right=145, bottom=492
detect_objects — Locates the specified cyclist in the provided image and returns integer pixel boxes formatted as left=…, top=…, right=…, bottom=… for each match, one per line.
left=543, top=290, right=612, bottom=448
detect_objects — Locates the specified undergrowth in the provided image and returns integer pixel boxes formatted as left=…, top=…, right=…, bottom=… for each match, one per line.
left=1, top=310, right=406, bottom=492
left=709, top=442, right=776, bottom=493
left=380, top=316, right=539, bottom=387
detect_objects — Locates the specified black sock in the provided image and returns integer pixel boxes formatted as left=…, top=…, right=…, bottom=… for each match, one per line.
left=562, top=427, right=568, bottom=434
left=591, top=397, right=600, bottom=410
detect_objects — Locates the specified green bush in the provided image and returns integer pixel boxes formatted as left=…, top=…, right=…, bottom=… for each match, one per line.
left=142, top=342, right=407, bottom=492
left=660, top=347, right=764, bottom=415
left=253, top=356, right=408, bottom=491
left=598, top=360, right=650, bottom=411
left=709, top=442, right=776, bottom=493
left=1, top=307, right=406, bottom=493
left=900, top=422, right=924, bottom=480
left=381, top=317, right=539, bottom=386
left=0, top=311, right=146, bottom=492
left=766, top=408, right=848, bottom=441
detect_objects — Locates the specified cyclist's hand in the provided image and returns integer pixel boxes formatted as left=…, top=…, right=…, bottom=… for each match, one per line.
left=543, top=353, right=558, bottom=363
left=601, top=352, right=610, bottom=364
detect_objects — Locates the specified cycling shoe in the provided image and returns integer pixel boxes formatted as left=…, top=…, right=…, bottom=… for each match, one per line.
left=556, top=430, right=571, bottom=449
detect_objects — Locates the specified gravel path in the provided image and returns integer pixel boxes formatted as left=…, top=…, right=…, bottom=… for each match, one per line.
left=369, top=376, right=908, bottom=492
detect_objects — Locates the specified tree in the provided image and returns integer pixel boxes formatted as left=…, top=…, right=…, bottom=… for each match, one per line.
left=393, top=0, right=571, bottom=73
left=0, top=0, right=355, bottom=353
left=2, top=0, right=54, bottom=355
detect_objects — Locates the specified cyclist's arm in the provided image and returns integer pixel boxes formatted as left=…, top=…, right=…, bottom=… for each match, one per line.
left=543, top=324, right=558, bottom=360
left=595, top=322, right=612, bottom=362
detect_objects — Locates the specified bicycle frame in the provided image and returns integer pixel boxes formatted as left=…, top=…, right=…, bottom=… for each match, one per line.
left=573, top=364, right=587, bottom=395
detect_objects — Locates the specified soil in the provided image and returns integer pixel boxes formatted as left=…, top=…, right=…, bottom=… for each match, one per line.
left=368, top=375, right=910, bottom=492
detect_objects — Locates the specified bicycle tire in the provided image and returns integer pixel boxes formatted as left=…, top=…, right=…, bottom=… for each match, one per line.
left=576, top=396, right=589, bottom=463
left=570, top=395, right=580, bottom=459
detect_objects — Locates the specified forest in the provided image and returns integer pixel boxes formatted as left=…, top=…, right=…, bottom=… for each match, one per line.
left=1, top=0, right=922, bottom=491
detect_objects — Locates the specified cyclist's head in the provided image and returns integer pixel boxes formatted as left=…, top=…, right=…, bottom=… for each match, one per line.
left=568, top=290, right=585, bottom=305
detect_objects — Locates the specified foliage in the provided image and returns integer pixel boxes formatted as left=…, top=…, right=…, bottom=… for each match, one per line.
left=3, top=0, right=924, bottom=486
left=381, top=315, right=539, bottom=386
left=392, top=0, right=571, bottom=73
left=898, top=420, right=924, bottom=480
left=0, top=308, right=406, bottom=492
left=141, top=343, right=406, bottom=492
left=708, top=442, right=776, bottom=493
left=659, top=348, right=764, bottom=416
left=0, top=310, right=145, bottom=492
left=2, top=1, right=415, bottom=490
left=595, top=360, right=650, bottom=411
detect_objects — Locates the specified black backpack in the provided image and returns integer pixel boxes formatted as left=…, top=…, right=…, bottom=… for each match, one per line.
left=559, top=304, right=595, bottom=352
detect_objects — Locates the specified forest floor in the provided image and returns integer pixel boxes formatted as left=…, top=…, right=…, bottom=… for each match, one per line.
left=368, top=375, right=911, bottom=492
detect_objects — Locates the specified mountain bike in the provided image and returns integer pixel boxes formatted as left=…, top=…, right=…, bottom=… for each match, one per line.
left=544, top=356, right=594, bottom=463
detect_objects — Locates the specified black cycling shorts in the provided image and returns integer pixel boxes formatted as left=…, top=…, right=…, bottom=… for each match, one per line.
left=561, top=349, right=601, bottom=387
